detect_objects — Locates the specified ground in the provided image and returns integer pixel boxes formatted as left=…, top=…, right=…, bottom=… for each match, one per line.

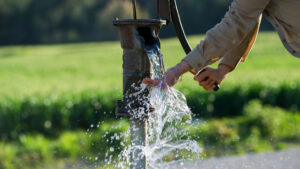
left=175, top=148, right=300, bottom=169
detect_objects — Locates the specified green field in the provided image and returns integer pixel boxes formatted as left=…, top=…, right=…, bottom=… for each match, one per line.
left=1, top=32, right=300, bottom=169
left=0, top=32, right=299, bottom=100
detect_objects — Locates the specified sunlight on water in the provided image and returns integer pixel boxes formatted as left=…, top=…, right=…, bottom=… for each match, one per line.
left=146, top=86, right=202, bottom=169
left=97, top=34, right=202, bottom=169
left=144, top=44, right=202, bottom=168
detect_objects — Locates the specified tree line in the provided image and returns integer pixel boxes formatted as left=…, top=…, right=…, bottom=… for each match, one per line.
left=0, top=0, right=273, bottom=45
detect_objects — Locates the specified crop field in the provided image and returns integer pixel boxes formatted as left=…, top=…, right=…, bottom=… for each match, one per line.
left=0, top=32, right=300, bottom=169
left=0, top=32, right=299, bottom=100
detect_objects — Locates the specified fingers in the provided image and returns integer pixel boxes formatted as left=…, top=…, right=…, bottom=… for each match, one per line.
left=142, top=78, right=154, bottom=86
left=194, top=69, right=210, bottom=82
left=193, top=67, right=223, bottom=91
left=161, top=78, right=168, bottom=90
left=197, top=78, right=217, bottom=91
left=142, top=78, right=160, bottom=87
left=142, top=65, right=180, bottom=89
left=142, top=78, right=169, bottom=90
left=199, top=78, right=211, bottom=86
left=207, top=80, right=217, bottom=91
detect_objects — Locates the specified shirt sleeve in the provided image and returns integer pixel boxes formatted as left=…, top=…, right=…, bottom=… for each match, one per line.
left=183, top=0, right=271, bottom=73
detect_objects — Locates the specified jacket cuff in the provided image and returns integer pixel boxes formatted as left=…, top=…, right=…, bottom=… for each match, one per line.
left=182, top=46, right=206, bottom=74
left=218, top=54, right=241, bottom=70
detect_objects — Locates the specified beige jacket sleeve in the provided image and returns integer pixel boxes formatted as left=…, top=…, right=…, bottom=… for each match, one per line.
left=183, top=0, right=271, bottom=73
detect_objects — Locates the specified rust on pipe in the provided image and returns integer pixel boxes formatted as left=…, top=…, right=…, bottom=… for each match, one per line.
left=113, top=19, right=166, bottom=169
left=113, top=19, right=166, bottom=117
left=158, top=0, right=171, bottom=23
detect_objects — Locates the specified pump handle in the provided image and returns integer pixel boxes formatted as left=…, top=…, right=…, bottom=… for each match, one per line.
left=169, top=0, right=192, bottom=54
left=197, top=69, right=220, bottom=91
left=132, top=0, right=137, bottom=19
left=168, top=0, right=220, bottom=91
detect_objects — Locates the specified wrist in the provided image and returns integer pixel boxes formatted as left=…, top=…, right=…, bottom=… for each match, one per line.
left=218, top=64, right=232, bottom=76
left=176, top=60, right=192, bottom=76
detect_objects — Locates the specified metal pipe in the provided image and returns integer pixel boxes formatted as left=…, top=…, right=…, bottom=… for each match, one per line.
left=132, top=0, right=137, bottom=19
left=130, top=119, right=147, bottom=169
left=113, top=19, right=166, bottom=169
left=120, top=27, right=148, bottom=168
left=169, top=0, right=192, bottom=54
left=156, top=0, right=160, bottom=18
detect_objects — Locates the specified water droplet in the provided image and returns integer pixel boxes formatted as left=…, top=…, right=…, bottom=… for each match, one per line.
left=99, top=39, right=202, bottom=168
left=44, top=121, right=52, bottom=129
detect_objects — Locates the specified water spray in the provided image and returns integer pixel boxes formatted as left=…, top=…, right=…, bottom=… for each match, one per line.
left=113, top=0, right=207, bottom=168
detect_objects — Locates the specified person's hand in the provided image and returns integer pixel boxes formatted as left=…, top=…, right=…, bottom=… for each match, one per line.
left=142, top=61, right=192, bottom=89
left=142, top=67, right=179, bottom=89
left=194, top=64, right=232, bottom=91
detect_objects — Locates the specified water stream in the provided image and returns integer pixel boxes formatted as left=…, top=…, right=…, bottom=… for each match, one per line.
left=99, top=31, right=202, bottom=169
left=143, top=44, right=202, bottom=169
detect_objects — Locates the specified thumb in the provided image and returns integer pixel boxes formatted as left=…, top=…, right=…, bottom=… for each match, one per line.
left=142, top=78, right=162, bottom=87
left=142, top=78, right=155, bottom=86
left=194, top=69, right=210, bottom=82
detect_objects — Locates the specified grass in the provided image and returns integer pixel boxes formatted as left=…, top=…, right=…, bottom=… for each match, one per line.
left=1, top=32, right=300, bottom=136
left=1, top=101, right=300, bottom=169
left=0, top=31, right=300, bottom=168
left=0, top=42, right=123, bottom=100
left=0, top=32, right=299, bottom=101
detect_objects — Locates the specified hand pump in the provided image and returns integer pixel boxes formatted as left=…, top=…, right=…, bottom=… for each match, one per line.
left=113, top=1, right=215, bottom=168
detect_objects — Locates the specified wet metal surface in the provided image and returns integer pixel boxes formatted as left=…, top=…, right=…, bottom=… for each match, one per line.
left=114, top=19, right=166, bottom=169
left=113, top=19, right=165, bottom=118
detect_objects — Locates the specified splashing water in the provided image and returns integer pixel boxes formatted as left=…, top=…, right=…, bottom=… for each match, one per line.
left=98, top=36, right=202, bottom=169
left=143, top=44, right=202, bottom=168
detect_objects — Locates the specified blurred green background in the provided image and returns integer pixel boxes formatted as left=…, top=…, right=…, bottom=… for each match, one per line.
left=0, top=0, right=300, bottom=169
left=0, top=0, right=274, bottom=45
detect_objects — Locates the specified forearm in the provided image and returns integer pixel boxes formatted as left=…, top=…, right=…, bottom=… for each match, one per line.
left=218, top=64, right=233, bottom=76
left=183, top=0, right=270, bottom=73
left=173, top=60, right=233, bottom=77
left=173, top=60, right=193, bottom=77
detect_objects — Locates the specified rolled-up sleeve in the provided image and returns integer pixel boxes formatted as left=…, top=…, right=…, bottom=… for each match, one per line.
left=183, top=0, right=271, bottom=73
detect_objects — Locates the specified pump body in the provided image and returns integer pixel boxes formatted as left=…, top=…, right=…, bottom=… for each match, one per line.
left=112, top=0, right=210, bottom=168
left=113, top=19, right=165, bottom=169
